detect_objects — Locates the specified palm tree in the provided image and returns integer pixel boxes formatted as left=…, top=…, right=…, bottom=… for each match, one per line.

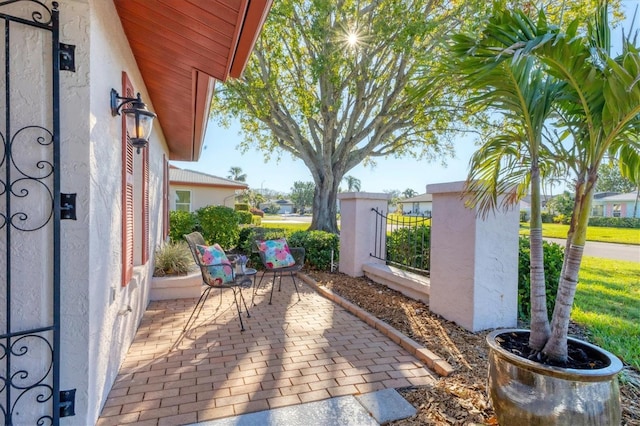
left=450, top=3, right=640, bottom=362
left=449, top=40, right=564, bottom=351
left=344, top=175, right=361, bottom=192
left=227, top=166, right=247, bottom=182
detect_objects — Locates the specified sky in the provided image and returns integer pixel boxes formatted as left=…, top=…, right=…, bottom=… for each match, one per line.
left=172, top=1, right=638, bottom=196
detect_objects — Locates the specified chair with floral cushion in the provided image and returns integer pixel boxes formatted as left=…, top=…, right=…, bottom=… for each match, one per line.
left=253, top=238, right=305, bottom=305
left=183, top=232, right=252, bottom=331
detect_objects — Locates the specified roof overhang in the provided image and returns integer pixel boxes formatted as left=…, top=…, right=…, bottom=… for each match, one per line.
left=114, top=0, right=272, bottom=161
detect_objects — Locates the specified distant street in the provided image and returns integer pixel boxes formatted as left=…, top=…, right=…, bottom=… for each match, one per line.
left=544, top=238, right=639, bottom=262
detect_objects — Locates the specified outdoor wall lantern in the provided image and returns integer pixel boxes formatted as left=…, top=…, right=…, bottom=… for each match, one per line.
left=110, top=89, right=157, bottom=153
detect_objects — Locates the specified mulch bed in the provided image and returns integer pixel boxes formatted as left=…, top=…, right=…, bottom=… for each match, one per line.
left=306, top=271, right=640, bottom=425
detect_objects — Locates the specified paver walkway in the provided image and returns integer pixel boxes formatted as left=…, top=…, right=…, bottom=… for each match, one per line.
left=97, top=275, right=436, bottom=426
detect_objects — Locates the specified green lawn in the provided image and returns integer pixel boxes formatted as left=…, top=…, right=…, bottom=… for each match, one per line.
left=519, top=223, right=640, bottom=245
left=573, top=257, right=640, bottom=370
left=260, top=222, right=310, bottom=233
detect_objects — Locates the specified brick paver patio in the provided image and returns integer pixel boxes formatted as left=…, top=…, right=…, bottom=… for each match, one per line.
left=97, top=275, right=436, bottom=426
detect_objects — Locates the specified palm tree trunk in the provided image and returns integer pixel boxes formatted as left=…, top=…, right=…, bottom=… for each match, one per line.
left=529, top=164, right=551, bottom=350
left=543, top=175, right=596, bottom=362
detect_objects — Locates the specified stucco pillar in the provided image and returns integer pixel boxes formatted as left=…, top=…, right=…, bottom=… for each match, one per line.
left=427, top=181, right=519, bottom=332
left=338, top=192, right=390, bottom=277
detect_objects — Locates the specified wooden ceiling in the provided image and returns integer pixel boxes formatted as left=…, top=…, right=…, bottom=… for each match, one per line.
left=114, top=0, right=272, bottom=161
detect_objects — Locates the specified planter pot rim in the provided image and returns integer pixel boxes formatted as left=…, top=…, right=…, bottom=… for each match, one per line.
left=487, top=328, right=623, bottom=381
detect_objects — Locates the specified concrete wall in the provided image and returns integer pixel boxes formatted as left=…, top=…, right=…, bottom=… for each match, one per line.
left=427, top=182, right=518, bottom=332
left=338, top=192, right=390, bottom=277
left=170, top=184, right=238, bottom=211
left=84, top=0, right=168, bottom=423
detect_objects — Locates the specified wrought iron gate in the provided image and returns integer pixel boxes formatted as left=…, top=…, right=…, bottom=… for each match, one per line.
left=1, top=1, right=61, bottom=424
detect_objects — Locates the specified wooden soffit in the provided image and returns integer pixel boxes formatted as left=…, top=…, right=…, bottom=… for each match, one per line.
left=114, top=0, right=272, bottom=161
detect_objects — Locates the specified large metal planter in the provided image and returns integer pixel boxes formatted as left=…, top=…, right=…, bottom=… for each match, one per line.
left=486, top=329, right=623, bottom=425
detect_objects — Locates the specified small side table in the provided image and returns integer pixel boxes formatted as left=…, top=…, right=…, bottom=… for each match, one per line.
left=236, top=267, right=257, bottom=289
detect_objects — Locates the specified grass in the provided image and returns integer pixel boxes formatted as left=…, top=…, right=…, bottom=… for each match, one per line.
left=573, top=256, right=640, bottom=370
left=260, top=222, right=310, bottom=233
left=519, top=223, right=640, bottom=245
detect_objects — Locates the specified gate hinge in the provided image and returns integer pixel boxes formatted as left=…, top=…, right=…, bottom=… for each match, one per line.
left=60, top=193, right=77, bottom=220
left=59, top=389, right=76, bottom=417
left=59, top=43, right=75, bottom=72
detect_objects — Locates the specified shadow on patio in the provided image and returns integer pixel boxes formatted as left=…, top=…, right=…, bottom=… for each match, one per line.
left=97, top=275, right=436, bottom=425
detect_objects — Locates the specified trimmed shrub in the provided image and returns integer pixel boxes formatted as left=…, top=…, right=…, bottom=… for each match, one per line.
left=386, top=225, right=430, bottom=272
left=540, top=212, right=554, bottom=223
left=195, top=205, right=239, bottom=249
left=169, top=210, right=198, bottom=243
left=553, top=214, right=570, bottom=224
left=588, top=216, right=640, bottom=228
left=520, top=210, right=529, bottom=222
left=235, top=203, right=250, bottom=212
left=517, top=236, right=564, bottom=321
left=236, top=210, right=253, bottom=225
left=252, top=215, right=262, bottom=226
left=288, top=230, right=339, bottom=271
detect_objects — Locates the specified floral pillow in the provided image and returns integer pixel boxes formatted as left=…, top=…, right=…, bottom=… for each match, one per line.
left=257, top=238, right=296, bottom=269
left=196, top=244, right=233, bottom=285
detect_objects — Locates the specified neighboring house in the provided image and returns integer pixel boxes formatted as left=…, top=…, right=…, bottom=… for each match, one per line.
left=170, top=166, right=248, bottom=211
left=260, top=199, right=295, bottom=214
left=519, top=194, right=556, bottom=219
left=591, top=192, right=640, bottom=218
left=401, top=193, right=433, bottom=216
left=1, top=1, right=271, bottom=424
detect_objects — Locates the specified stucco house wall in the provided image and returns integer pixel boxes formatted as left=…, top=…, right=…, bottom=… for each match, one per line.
left=169, top=168, right=248, bottom=211
left=591, top=192, right=640, bottom=218
left=53, top=1, right=167, bottom=423
left=170, top=183, right=239, bottom=210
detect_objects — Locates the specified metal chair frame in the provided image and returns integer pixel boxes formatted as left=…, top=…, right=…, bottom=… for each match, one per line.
left=253, top=241, right=305, bottom=305
left=183, top=232, right=252, bottom=331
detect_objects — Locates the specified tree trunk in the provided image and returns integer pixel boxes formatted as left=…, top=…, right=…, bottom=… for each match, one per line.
left=543, top=174, right=596, bottom=362
left=529, top=164, right=551, bottom=350
left=310, top=176, right=340, bottom=233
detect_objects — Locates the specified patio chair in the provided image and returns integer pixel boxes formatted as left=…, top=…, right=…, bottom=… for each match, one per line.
left=183, top=232, right=252, bottom=331
left=253, top=238, right=305, bottom=305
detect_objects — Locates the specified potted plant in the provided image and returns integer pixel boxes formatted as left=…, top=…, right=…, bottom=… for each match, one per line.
left=151, top=242, right=201, bottom=301
left=447, top=2, right=639, bottom=423
left=153, top=241, right=194, bottom=277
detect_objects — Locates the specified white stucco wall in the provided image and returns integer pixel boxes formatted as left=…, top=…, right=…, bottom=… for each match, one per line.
left=170, top=184, right=238, bottom=211
left=338, top=192, right=390, bottom=277
left=427, top=182, right=519, bottom=332
left=53, top=0, right=169, bottom=423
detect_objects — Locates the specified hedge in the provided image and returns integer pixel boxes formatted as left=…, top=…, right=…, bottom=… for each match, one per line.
left=588, top=216, right=640, bottom=228
left=195, top=205, right=239, bottom=248
left=517, top=236, right=564, bottom=322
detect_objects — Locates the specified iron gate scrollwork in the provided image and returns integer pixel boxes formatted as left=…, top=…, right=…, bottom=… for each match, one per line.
left=1, top=1, right=61, bottom=425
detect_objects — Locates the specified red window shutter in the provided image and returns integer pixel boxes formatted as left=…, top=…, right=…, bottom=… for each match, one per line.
left=141, top=147, right=150, bottom=263
left=162, top=155, right=169, bottom=239
left=121, top=72, right=135, bottom=286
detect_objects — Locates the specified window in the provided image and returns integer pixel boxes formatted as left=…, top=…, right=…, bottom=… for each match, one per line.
left=591, top=205, right=604, bottom=217
left=175, top=190, right=191, bottom=212
left=613, top=204, right=621, bottom=217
